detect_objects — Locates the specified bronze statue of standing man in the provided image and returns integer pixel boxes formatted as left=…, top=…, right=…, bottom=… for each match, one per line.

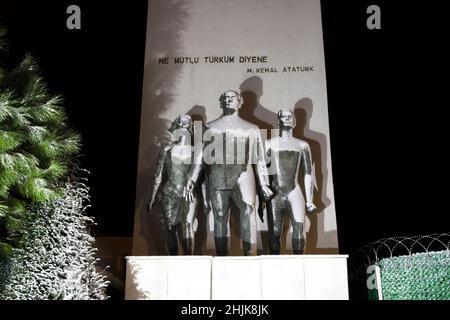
left=184, top=90, right=273, bottom=256
left=265, top=110, right=316, bottom=254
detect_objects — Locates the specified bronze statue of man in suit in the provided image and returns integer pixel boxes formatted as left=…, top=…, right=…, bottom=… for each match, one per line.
left=184, top=90, right=273, bottom=256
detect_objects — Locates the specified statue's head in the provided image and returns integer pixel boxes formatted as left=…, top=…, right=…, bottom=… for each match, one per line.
left=219, top=90, right=243, bottom=114
left=277, top=109, right=296, bottom=129
left=169, top=114, right=193, bottom=134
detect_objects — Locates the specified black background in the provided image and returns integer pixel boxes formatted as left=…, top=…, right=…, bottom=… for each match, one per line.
left=322, top=0, right=448, bottom=253
left=0, top=0, right=448, bottom=257
left=0, top=0, right=148, bottom=238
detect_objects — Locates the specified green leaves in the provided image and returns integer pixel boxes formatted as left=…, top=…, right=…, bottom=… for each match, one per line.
left=28, top=96, right=66, bottom=125
left=44, top=161, right=67, bottom=180
left=0, top=92, right=15, bottom=121
left=0, top=29, right=81, bottom=253
left=18, top=177, right=59, bottom=202
left=0, top=242, right=12, bottom=258
left=0, top=202, right=8, bottom=218
left=0, top=131, right=25, bottom=153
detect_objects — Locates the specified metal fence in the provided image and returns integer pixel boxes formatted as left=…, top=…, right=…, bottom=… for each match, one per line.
left=348, top=233, right=450, bottom=300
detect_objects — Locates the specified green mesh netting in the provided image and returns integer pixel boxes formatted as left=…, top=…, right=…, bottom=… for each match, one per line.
left=379, top=250, right=450, bottom=300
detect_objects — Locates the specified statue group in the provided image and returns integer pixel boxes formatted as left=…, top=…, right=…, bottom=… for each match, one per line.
left=148, top=90, right=316, bottom=256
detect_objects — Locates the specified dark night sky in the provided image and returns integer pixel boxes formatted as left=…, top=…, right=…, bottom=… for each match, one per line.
left=0, top=1, right=448, bottom=254
left=0, top=0, right=148, bottom=238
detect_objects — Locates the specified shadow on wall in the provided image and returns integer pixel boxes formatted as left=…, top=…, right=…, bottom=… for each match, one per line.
left=134, top=0, right=192, bottom=255
left=293, top=99, right=333, bottom=253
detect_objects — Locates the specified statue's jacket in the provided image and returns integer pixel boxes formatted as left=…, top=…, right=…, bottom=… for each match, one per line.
left=191, top=114, right=269, bottom=205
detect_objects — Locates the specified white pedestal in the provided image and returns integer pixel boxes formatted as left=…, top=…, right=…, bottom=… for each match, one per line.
left=125, top=255, right=349, bottom=300
left=211, top=257, right=262, bottom=300
left=302, top=256, right=349, bottom=300
left=260, top=255, right=306, bottom=299
left=125, top=256, right=213, bottom=300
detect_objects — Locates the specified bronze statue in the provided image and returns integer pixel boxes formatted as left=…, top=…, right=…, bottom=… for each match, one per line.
left=265, top=110, right=316, bottom=254
left=147, top=115, right=204, bottom=255
left=184, top=90, right=273, bottom=256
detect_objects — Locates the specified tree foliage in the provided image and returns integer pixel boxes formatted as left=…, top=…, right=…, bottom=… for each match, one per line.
left=0, top=27, right=80, bottom=253
left=0, top=180, right=109, bottom=300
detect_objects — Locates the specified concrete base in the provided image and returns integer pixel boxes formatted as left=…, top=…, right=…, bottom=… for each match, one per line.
left=125, top=256, right=213, bottom=300
left=125, top=255, right=349, bottom=300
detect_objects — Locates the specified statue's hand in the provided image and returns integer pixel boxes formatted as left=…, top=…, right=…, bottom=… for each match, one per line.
left=183, top=179, right=195, bottom=202
left=306, top=202, right=317, bottom=214
left=203, top=199, right=211, bottom=213
left=258, top=201, right=265, bottom=223
left=260, top=185, right=274, bottom=202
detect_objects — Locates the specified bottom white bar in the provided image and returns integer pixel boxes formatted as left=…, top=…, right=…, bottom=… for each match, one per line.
left=125, top=255, right=349, bottom=300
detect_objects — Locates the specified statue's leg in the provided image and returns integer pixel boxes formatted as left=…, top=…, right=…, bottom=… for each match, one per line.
left=291, top=225, right=305, bottom=254
left=267, top=195, right=284, bottom=254
left=232, top=187, right=257, bottom=256
left=182, top=238, right=193, bottom=255
left=287, top=186, right=306, bottom=254
left=167, top=226, right=179, bottom=255
left=210, top=189, right=231, bottom=256
left=241, top=203, right=256, bottom=256
left=162, top=196, right=179, bottom=255
left=181, top=197, right=197, bottom=255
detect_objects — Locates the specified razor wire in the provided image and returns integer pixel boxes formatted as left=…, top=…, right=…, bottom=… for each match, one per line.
left=348, top=233, right=450, bottom=281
